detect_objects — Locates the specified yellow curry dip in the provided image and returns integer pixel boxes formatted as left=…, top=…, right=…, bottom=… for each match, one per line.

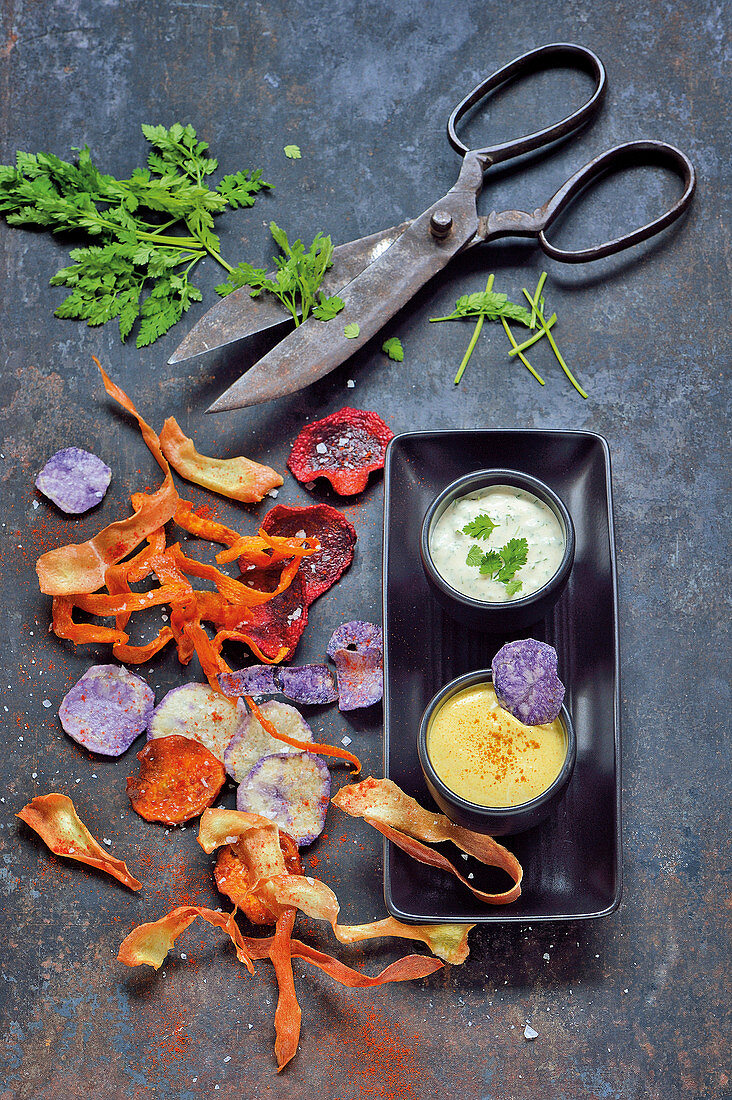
left=427, top=683, right=566, bottom=807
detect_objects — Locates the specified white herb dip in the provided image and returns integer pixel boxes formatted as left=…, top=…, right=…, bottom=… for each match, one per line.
left=429, top=484, right=565, bottom=602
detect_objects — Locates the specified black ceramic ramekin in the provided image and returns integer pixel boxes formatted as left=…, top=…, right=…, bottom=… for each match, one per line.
left=419, top=468, right=575, bottom=632
left=418, top=668, right=576, bottom=836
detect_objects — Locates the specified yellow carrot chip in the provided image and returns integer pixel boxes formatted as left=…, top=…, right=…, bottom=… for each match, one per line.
left=17, top=793, right=142, bottom=891
left=332, top=776, right=523, bottom=905
left=117, top=904, right=254, bottom=972
left=334, top=916, right=474, bottom=965
left=159, top=416, right=283, bottom=503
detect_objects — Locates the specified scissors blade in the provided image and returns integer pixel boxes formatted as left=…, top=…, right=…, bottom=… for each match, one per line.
left=207, top=187, right=480, bottom=412
left=168, top=222, right=411, bottom=365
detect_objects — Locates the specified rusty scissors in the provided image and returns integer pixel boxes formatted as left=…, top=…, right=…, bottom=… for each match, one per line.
left=170, top=43, right=695, bottom=412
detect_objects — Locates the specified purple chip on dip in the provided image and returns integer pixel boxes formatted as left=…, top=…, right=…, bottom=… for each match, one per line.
left=59, top=663, right=154, bottom=756
left=491, top=638, right=565, bottom=725
left=277, top=664, right=339, bottom=705
left=236, top=751, right=330, bottom=846
left=218, top=666, right=278, bottom=698
left=35, top=448, right=112, bottom=514
left=327, top=620, right=383, bottom=711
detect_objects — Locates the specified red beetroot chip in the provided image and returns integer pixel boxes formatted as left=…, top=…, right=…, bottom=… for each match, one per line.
left=287, top=407, right=394, bottom=495
left=237, top=570, right=309, bottom=661
left=257, top=503, right=356, bottom=606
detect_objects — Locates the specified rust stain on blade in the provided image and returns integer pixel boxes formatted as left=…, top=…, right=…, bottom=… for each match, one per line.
left=168, top=222, right=412, bottom=365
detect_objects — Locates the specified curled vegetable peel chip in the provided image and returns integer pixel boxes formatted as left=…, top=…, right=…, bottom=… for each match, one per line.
left=36, top=447, right=112, bottom=514
left=17, top=794, right=142, bottom=890
left=287, top=407, right=394, bottom=495
left=159, top=416, right=283, bottom=503
left=197, top=809, right=473, bottom=963
left=244, top=695, right=361, bottom=772
left=127, top=734, right=226, bottom=825
left=492, top=638, right=565, bottom=725
left=332, top=777, right=523, bottom=905
left=215, top=831, right=302, bottom=923
left=117, top=905, right=253, bottom=973
left=258, top=504, right=356, bottom=605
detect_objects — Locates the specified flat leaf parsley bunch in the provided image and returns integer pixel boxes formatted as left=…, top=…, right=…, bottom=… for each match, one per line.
left=0, top=123, right=272, bottom=346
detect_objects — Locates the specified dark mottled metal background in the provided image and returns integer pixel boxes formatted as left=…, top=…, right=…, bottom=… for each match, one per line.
left=0, top=2, right=729, bottom=1098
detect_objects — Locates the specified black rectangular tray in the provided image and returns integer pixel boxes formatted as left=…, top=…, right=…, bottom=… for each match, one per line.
left=382, top=430, right=621, bottom=923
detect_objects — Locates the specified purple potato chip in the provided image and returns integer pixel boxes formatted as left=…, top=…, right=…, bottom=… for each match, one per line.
left=326, top=620, right=382, bottom=659
left=491, top=638, right=565, bottom=725
left=59, top=663, right=154, bottom=756
left=218, top=666, right=278, bottom=697
left=277, top=664, right=339, bottom=705
left=331, top=647, right=383, bottom=711
left=35, top=448, right=112, bottom=514
left=236, top=751, right=330, bottom=846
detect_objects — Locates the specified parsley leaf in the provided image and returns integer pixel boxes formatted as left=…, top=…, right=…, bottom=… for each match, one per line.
left=465, top=545, right=484, bottom=567
left=216, top=222, right=335, bottom=326
left=430, top=289, right=533, bottom=327
left=496, top=538, right=529, bottom=582
left=382, top=336, right=404, bottom=362
left=0, top=124, right=271, bottom=345
left=462, top=513, right=498, bottom=540
left=312, top=293, right=344, bottom=321
left=284, top=145, right=302, bottom=159
left=479, top=550, right=502, bottom=575
left=504, top=578, right=523, bottom=598
left=344, top=322, right=360, bottom=339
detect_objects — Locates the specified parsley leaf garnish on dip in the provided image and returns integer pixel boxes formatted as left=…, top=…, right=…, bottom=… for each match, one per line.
left=430, top=485, right=564, bottom=604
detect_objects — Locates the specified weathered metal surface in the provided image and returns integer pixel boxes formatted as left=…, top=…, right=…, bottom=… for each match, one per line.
left=0, top=2, right=729, bottom=1099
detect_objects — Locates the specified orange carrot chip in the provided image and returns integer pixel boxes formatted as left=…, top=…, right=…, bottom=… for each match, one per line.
left=17, top=793, right=142, bottom=891
left=159, top=416, right=283, bottom=503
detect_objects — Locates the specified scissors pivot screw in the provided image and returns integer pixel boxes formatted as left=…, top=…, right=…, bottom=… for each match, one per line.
left=429, top=210, right=453, bottom=239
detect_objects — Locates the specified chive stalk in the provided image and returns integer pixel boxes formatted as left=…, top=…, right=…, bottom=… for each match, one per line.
left=500, top=317, right=545, bottom=385
left=521, top=288, right=588, bottom=399
left=453, top=274, right=493, bottom=385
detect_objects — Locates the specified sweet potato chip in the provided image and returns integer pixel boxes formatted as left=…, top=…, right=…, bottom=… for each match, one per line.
left=287, top=407, right=394, bottom=495
left=117, top=904, right=253, bottom=973
left=332, top=777, right=523, bottom=905
left=17, top=793, right=142, bottom=891
left=160, top=416, right=283, bottom=503
left=258, top=504, right=356, bottom=606
left=127, top=734, right=226, bottom=825
left=214, top=831, right=303, bottom=924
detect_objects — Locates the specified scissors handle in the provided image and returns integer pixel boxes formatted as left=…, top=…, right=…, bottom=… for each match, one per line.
left=536, top=140, right=696, bottom=261
left=447, top=43, right=606, bottom=165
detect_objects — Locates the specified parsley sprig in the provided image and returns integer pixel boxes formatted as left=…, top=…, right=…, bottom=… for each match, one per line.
left=216, top=222, right=341, bottom=327
left=429, top=274, right=533, bottom=384
left=0, top=124, right=272, bottom=346
left=462, top=511, right=529, bottom=596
